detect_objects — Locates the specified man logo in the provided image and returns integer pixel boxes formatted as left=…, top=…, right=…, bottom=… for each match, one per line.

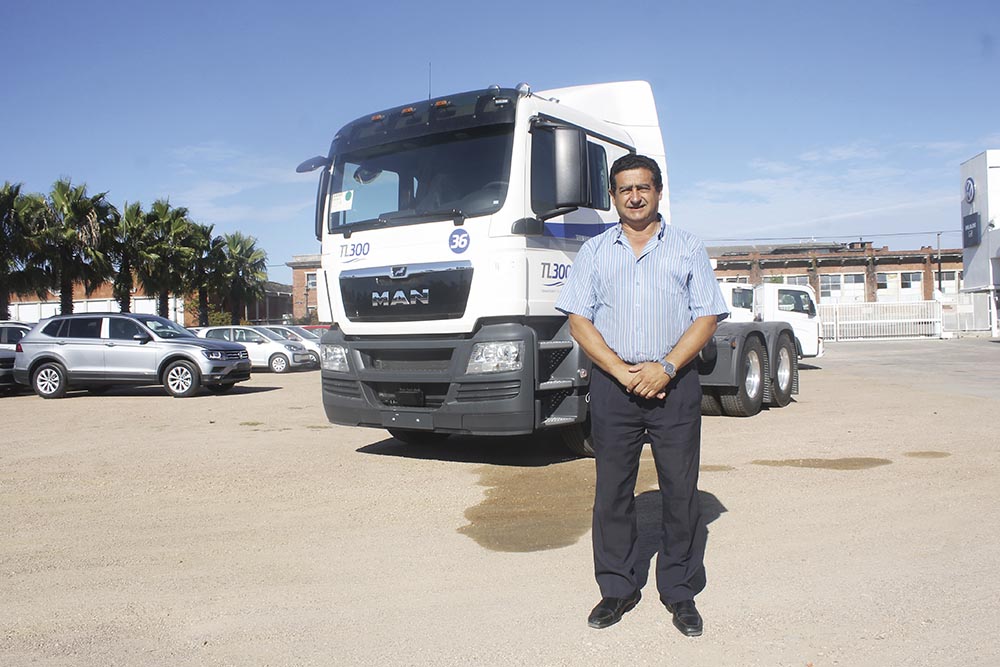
left=391, top=266, right=407, bottom=278
left=372, top=289, right=430, bottom=307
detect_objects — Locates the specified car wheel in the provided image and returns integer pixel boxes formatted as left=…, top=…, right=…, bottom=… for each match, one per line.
left=33, top=362, right=68, bottom=399
left=164, top=360, right=200, bottom=398
left=205, top=382, right=236, bottom=394
left=269, top=354, right=289, bottom=373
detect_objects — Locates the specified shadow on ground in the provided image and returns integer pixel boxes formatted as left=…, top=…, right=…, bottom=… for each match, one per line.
left=357, top=432, right=578, bottom=467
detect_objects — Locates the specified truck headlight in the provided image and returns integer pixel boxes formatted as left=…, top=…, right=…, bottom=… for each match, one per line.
left=467, top=341, right=523, bottom=374
left=321, top=344, right=349, bottom=372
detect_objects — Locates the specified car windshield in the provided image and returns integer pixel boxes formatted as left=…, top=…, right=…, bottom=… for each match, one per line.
left=136, top=316, right=195, bottom=339
left=326, top=124, right=513, bottom=232
left=286, top=326, right=319, bottom=340
left=252, top=327, right=285, bottom=341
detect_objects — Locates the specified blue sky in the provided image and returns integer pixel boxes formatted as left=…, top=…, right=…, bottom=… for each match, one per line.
left=3, top=0, right=998, bottom=283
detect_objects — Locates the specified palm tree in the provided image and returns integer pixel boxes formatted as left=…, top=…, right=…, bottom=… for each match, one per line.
left=222, top=232, right=268, bottom=325
left=137, top=199, right=195, bottom=318
left=0, top=182, right=26, bottom=319
left=27, top=179, right=118, bottom=314
left=186, top=222, right=228, bottom=326
left=110, top=201, right=153, bottom=313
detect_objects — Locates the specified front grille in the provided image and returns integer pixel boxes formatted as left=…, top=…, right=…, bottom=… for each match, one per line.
left=224, top=350, right=249, bottom=360
left=455, top=380, right=521, bottom=402
left=369, top=382, right=448, bottom=408
left=362, top=348, right=452, bottom=372
left=323, top=376, right=363, bottom=399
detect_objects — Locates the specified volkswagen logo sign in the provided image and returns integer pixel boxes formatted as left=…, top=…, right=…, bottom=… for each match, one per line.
left=965, top=177, right=976, bottom=204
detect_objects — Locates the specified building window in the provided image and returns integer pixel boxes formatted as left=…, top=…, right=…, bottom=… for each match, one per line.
left=877, top=273, right=888, bottom=290
left=820, top=274, right=841, bottom=298
left=844, top=274, right=865, bottom=284
left=305, top=272, right=317, bottom=290
left=786, top=275, right=809, bottom=286
left=901, top=272, right=922, bottom=289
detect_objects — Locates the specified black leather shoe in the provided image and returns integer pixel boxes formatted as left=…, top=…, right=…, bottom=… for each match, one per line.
left=665, top=599, right=703, bottom=637
left=587, top=590, right=641, bottom=629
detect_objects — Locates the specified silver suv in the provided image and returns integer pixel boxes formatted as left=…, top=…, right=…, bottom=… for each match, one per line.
left=14, top=313, right=252, bottom=398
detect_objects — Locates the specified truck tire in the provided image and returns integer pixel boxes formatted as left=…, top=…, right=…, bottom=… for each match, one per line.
left=561, top=419, right=595, bottom=458
left=720, top=337, right=765, bottom=417
left=769, top=333, right=797, bottom=407
left=33, top=362, right=68, bottom=399
left=700, top=388, right=723, bottom=416
left=387, top=428, right=450, bottom=446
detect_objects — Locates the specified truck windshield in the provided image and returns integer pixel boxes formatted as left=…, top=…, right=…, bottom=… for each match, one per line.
left=325, top=124, right=513, bottom=233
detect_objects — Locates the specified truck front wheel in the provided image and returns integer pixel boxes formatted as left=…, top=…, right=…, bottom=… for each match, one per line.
left=720, top=337, right=765, bottom=417
left=561, top=418, right=595, bottom=458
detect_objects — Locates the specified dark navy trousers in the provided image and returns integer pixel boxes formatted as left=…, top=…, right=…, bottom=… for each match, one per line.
left=589, top=363, right=706, bottom=604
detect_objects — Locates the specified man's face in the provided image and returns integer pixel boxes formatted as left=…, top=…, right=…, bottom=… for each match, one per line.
left=610, top=167, right=662, bottom=227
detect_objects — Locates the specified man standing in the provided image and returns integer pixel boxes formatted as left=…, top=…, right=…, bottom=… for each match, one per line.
left=555, top=154, right=728, bottom=637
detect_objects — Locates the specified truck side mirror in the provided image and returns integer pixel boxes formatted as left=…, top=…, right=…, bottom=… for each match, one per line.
left=552, top=125, right=589, bottom=209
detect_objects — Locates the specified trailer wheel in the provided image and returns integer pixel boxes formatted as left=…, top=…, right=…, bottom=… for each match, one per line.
left=769, top=333, right=797, bottom=407
left=700, top=388, right=723, bottom=416
left=387, top=428, right=450, bottom=446
left=720, top=337, right=765, bottom=417
left=561, top=418, right=595, bottom=458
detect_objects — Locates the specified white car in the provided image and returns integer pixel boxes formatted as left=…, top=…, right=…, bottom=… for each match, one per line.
left=0, top=321, right=32, bottom=351
left=259, top=325, right=321, bottom=365
left=197, top=325, right=312, bottom=373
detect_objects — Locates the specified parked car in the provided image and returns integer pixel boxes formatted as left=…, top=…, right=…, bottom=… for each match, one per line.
left=0, top=348, right=16, bottom=392
left=196, top=325, right=312, bottom=373
left=13, top=313, right=251, bottom=398
left=259, top=325, right=321, bottom=365
left=0, top=321, right=32, bottom=351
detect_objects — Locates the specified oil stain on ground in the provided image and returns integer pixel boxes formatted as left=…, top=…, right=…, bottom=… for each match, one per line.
left=904, top=451, right=951, bottom=459
left=752, top=457, right=892, bottom=470
left=459, top=456, right=726, bottom=553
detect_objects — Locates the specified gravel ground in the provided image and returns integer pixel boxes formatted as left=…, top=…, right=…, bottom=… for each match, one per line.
left=2, top=337, right=999, bottom=666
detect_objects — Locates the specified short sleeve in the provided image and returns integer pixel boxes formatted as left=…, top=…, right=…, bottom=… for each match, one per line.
left=555, top=240, right=598, bottom=320
left=686, top=239, right=730, bottom=322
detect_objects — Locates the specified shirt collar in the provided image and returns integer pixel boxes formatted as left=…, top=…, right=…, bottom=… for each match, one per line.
left=613, top=214, right=665, bottom=243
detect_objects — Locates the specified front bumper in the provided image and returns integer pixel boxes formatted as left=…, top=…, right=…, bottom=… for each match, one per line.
left=320, top=324, right=542, bottom=436
left=202, top=360, right=252, bottom=383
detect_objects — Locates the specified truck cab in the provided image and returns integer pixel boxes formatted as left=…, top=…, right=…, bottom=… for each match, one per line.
left=299, top=81, right=800, bottom=455
left=720, top=282, right=824, bottom=358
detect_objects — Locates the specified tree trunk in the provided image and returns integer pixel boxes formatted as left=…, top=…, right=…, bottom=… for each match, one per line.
left=230, top=299, right=241, bottom=325
left=158, top=289, right=169, bottom=318
left=0, top=279, right=9, bottom=320
left=198, top=286, right=209, bottom=326
left=60, top=272, right=74, bottom=314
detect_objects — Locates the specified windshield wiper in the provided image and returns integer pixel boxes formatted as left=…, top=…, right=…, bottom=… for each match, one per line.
left=341, top=209, right=467, bottom=238
left=381, top=208, right=466, bottom=226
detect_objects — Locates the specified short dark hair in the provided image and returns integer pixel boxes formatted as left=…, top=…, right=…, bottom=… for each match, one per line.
left=609, top=154, right=663, bottom=191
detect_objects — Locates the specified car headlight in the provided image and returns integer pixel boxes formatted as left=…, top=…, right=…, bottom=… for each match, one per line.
left=202, top=350, right=224, bottom=360
left=467, top=341, right=524, bottom=374
left=284, top=344, right=299, bottom=352
left=321, top=344, right=349, bottom=372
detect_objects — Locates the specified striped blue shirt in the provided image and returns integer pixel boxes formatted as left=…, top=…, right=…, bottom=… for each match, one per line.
left=555, top=218, right=729, bottom=364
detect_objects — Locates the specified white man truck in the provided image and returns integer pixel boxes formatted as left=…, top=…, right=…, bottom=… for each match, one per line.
left=298, top=81, right=800, bottom=456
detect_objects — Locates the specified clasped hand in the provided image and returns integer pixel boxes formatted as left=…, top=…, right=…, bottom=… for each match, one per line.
left=616, top=361, right=669, bottom=400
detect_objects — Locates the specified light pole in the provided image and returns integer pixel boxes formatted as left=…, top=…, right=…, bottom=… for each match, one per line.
left=989, top=220, right=998, bottom=338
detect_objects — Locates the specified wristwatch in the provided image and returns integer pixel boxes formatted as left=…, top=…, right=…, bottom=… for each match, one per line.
left=659, top=360, right=677, bottom=379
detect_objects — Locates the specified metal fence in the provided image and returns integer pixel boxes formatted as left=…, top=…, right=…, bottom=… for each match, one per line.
left=819, top=301, right=943, bottom=341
